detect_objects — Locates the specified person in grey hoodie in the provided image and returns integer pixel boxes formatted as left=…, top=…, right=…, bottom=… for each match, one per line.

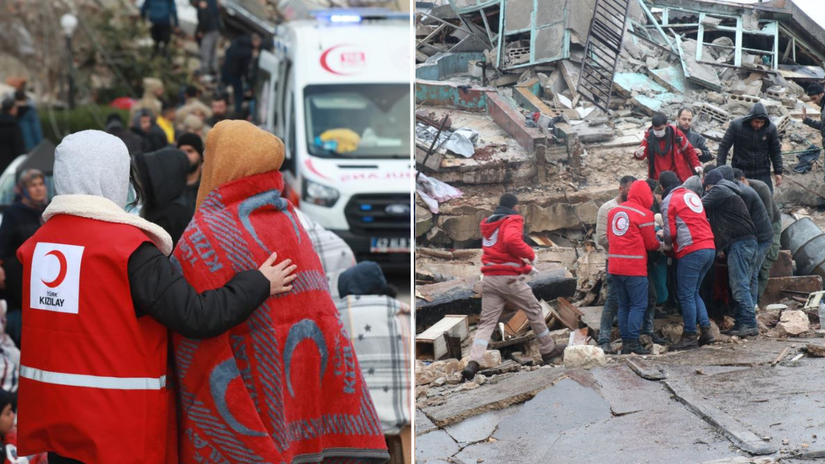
left=717, top=102, right=783, bottom=192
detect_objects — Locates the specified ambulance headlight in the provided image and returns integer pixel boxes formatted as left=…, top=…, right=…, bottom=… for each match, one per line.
left=303, top=178, right=339, bottom=207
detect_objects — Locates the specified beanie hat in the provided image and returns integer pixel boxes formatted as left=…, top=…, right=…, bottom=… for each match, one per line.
left=703, top=169, right=724, bottom=188
left=177, top=132, right=204, bottom=157
left=807, top=83, right=824, bottom=96
left=338, top=261, right=388, bottom=297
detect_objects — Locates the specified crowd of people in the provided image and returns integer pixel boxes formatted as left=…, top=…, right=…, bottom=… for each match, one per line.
left=464, top=84, right=825, bottom=379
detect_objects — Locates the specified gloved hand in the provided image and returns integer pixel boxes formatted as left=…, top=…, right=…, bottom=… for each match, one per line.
left=634, top=146, right=645, bottom=158
left=695, top=166, right=704, bottom=175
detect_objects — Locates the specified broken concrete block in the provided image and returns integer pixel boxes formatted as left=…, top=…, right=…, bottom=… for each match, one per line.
left=416, top=358, right=462, bottom=386
left=758, top=308, right=781, bottom=328
left=461, top=350, right=502, bottom=370
left=659, top=322, right=684, bottom=344
left=761, top=276, right=824, bottom=307
left=777, top=310, right=810, bottom=336
left=563, top=345, right=605, bottom=369
left=416, top=203, right=434, bottom=237
left=769, top=250, right=793, bottom=278
left=805, top=343, right=825, bottom=357
left=545, top=69, right=568, bottom=96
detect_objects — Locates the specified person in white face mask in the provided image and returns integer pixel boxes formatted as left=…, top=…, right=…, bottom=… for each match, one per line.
left=633, top=112, right=702, bottom=183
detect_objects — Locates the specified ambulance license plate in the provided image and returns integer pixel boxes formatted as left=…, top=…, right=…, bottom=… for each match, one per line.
left=370, top=237, right=410, bottom=253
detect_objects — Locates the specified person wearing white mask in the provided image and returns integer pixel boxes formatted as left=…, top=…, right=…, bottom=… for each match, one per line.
left=633, top=112, right=702, bottom=183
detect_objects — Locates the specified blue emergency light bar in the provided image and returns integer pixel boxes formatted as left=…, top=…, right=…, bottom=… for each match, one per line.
left=310, top=8, right=410, bottom=23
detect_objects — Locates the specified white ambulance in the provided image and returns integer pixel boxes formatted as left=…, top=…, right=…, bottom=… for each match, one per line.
left=256, top=9, right=411, bottom=269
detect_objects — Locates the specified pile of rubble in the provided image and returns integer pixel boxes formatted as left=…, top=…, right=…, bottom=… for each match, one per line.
left=414, top=0, right=825, bottom=396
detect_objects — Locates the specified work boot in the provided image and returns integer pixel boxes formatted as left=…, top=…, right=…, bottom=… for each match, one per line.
left=622, top=339, right=650, bottom=355
left=541, top=343, right=567, bottom=365
left=646, top=332, right=669, bottom=346
left=669, top=332, right=699, bottom=351
left=599, top=341, right=615, bottom=354
left=698, top=325, right=716, bottom=346
left=728, top=325, right=759, bottom=338
left=462, top=361, right=479, bottom=382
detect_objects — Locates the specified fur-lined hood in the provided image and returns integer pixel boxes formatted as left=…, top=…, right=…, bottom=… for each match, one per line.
left=44, top=195, right=173, bottom=256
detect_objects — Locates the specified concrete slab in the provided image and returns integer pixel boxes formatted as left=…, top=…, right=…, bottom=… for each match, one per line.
left=418, top=367, right=567, bottom=428
left=669, top=361, right=825, bottom=456
left=415, top=80, right=490, bottom=112
left=493, top=378, right=612, bottom=441
left=613, top=72, right=667, bottom=96
left=664, top=378, right=778, bottom=455
left=648, top=65, right=689, bottom=94
left=486, top=91, right=545, bottom=153
left=416, top=409, right=438, bottom=436
left=444, top=408, right=515, bottom=445
left=656, top=339, right=788, bottom=367
left=416, top=53, right=485, bottom=81
left=414, top=429, right=460, bottom=462
left=590, top=364, right=677, bottom=415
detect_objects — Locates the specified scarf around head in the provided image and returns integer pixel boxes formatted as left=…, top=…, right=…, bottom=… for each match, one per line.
left=196, top=120, right=285, bottom=208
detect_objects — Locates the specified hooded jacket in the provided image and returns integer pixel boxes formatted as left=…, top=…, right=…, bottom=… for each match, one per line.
left=634, top=123, right=700, bottom=182
left=136, top=147, right=194, bottom=247
left=480, top=206, right=535, bottom=276
left=607, top=181, right=662, bottom=276
left=661, top=186, right=715, bottom=259
left=702, top=179, right=757, bottom=251
left=718, top=103, right=783, bottom=177
left=717, top=165, right=773, bottom=243
left=337, top=261, right=389, bottom=297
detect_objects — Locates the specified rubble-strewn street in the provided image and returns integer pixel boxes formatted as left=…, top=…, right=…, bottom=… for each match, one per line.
left=415, top=0, right=825, bottom=462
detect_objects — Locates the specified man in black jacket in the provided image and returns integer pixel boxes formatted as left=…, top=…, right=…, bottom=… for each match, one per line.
left=702, top=169, right=760, bottom=337
left=717, top=102, right=783, bottom=192
left=221, top=35, right=257, bottom=114
left=717, top=165, right=773, bottom=307
left=677, top=107, right=713, bottom=162
left=803, top=83, right=824, bottom=148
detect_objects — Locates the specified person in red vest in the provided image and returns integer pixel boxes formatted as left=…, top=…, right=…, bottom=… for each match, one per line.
left=658, top=171, right=717, bottom=351
left=462, top=193, right=565, bottom=381
left=634, top=112, right=702, bottom=182
left=15, top=130, right=298, bottom=464
left=607, top=180, right=663, bottom=355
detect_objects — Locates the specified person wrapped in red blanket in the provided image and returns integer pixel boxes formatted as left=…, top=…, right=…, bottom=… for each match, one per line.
left=171, top=120, right=389, bottom=464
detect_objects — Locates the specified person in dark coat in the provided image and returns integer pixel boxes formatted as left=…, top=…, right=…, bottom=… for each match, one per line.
left=135, top=147, right=193, bottom=247
left=676, top=107, right=713, bottom=162
left=14, top=90, right=42, bottom=152
left=717, top=165, right=774, bottom=308
left=106, top=113, right=145, bottom=157
left=221, top=35, right=257, bottom=113
left=0, top=169, right=48, bottom=347
left=717, top=102, right=783, bottom=192
left=130, top=109, right=168, bottom=153
left=702, top=170, right=760, bottom=338
left=176, top=132, right=203, bottom=210
left=195, top=0, right=221, bottom=78
left=0, top=98, right=25, bottom=173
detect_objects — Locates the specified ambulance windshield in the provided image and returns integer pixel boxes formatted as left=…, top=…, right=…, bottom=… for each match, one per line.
left=303, top=84, right=410, bottom=159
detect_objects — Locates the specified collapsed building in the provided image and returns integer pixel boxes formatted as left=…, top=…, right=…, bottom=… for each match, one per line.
left=415, top=1, right=825, bottom=459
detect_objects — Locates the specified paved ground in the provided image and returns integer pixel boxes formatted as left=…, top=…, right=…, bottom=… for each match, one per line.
left=416, top=338, right=825, bottom=464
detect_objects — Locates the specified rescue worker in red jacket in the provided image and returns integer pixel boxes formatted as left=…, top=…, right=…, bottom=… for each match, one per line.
left=462, top=193, right=565, bottom=381
left=607, top=180, right=663, bottom=355
left=658, top=171, right=717, bottom=351
left=634, top=112, right=702, bottom=182
left=15, top=130, right=298, bottom=464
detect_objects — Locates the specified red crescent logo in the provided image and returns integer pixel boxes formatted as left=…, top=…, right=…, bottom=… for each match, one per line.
left=320, top=44, right=366, bottom=76
left=305, top=158, right=333, bottom=181
left=42, top=250, right=68, bottom=288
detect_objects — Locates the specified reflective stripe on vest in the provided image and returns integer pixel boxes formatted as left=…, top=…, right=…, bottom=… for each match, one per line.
left=20, top=365, right=166, bottom=391
left=639, top=222, right=655, bottom=227
left=617, top=205, right=646, bottom=216
left=483, top=262, right=522, bottom=267
left=608, top=254, right=645, bottom=259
